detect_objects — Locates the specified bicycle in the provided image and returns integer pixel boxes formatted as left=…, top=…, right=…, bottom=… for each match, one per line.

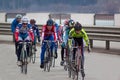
left=18, top=40, right=31, bottom=74
left=43, top=40, right=56, bottom=72
left=71, top=46, right=85, bottom=80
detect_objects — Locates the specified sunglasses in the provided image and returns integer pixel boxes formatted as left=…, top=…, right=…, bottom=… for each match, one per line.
left=23, top=23, right=28, bottom=25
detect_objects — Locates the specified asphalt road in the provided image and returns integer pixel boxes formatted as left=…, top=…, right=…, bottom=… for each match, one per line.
left=0, top=43, right=120, bottom=80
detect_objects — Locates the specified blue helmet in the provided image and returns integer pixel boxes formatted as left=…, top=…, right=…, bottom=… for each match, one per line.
left=46, top=19, right=54, bottom=26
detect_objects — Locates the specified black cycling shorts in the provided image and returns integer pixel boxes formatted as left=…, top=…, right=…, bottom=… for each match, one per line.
left=73, top=37, right=83, bottom=46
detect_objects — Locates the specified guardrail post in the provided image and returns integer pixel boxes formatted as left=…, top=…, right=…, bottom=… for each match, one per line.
left=106, top=40, right=110, bottom=50
left=89, top=39, right=93, bottom=48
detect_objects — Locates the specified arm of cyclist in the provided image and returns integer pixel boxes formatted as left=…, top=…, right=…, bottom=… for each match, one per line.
left=14, top=27, right=19, bottom=42
left=82, top=29, right=91, bottom=52
left=68, top=28, right=74, bottom=48
left=53, top=26, right=58, bottom=42
left=28, top=28, right=34, bottom=42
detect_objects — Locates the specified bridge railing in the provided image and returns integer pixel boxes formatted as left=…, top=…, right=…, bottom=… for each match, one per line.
left=0, top=23, right=120, bottom=50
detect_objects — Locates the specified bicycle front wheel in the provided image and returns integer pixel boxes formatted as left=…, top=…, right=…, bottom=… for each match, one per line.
left=31, top=45, right=36, bottom=63
left=21, top=49, right=28, bottom=74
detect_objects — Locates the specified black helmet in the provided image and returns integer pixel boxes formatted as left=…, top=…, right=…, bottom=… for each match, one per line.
left=47, top=19, right=54, bottom=26
left=74, top=22, right=82, bottom=31
left=68, top=19, right=75, bottom=27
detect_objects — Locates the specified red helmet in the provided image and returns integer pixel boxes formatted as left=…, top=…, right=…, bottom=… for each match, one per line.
left=64, top=20, right=69, bottom=25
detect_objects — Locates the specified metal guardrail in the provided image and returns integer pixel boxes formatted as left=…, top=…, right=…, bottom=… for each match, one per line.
left=0, top=23, right=120, bottom=50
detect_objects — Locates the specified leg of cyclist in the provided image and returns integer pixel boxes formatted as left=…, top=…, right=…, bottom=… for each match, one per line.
left=40, top=42, right=47, bottom=68
left=81, top=41, right=84, bottom=70
left=25, top=36, right=31, bottom=57
left=34, top=34, right=37, bottom=51
left=75, top=38, right=85, bottom=76
left=16, top=36, right=23, bottom=66
left=60, top=42, right=65, bottom=64
left=54, top=42, right=58, bottom=59
left=72, top=38, right=77, bottom=62
left=60, top=46, right=64, bottom=66
left=49, top=35, right=55, bottom=58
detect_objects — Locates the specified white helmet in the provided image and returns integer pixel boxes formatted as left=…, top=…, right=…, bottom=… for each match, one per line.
left=16, top=14, right=22, bottom=19
left=21, top=16, right=29, bottom=23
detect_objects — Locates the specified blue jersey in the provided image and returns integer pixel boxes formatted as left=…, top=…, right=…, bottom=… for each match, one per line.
left=32, top=24, right=40, bottom=37
left=54, top=23, right=59, bottom=37
left=63, top=26, right=71, bottom=45
left=11, top=19, right=20, bottom=33
left=16, top=23, right=32, bottom=39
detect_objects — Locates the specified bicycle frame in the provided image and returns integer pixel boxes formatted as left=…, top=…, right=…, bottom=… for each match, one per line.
left=19, top=40, right=31, bottom=74
left=73, top=46, right=85, bottom=80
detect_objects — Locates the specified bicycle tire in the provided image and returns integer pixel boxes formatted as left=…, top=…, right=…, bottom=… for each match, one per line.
left=20, top=48, right=24, bottom=73
left=44, top=51, right=47, bottom=71
left=68, top=65, right=71, bottom=78
left=47, top=49, right=51, bottom=72
left=52, top=50, right=55, bottom=67
left=23, top=50, right=28, bottom=74
left=80, top=57, right=85, bottom=80
left=32, top=45, right=36, bottom=63
left=21, top=49, right=28, bottom=74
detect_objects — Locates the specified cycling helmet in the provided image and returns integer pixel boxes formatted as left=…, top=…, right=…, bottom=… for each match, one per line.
left=46, top=19, right=54, bottom=26
left=74, top=22, right=82, bottom=31
left=21, top=16, right=29, bottom=23
left=30, top=19, right=36, bottom=24
left=64, top=20, right=69, bottom=25
left=16, top=14, right=22, bottom=19
left=68, top=19, right=75, bottom=27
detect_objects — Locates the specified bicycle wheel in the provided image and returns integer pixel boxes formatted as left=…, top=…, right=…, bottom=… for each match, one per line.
left=21, top=49, right=28, bottom=74
left=31, top=45, right=36, bottom=63
left=20, top=48, right=24, bottom=73
left=23, top=50, right=28, bottom=74
left=47, top=48, right=52, bottom=72
left=80, top=57, right=85, bottom=80
left=51, top=50, right=55, bottom=67
left=64, top=48, right=68, bottom=71
left=44, top=48, right=51, bottom=72
left=44, top=51, right=47, bottom=71
left=68, top=64, right=72, bottom=78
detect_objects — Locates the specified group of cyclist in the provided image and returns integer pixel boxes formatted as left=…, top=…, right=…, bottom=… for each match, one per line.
left=11, top=14, right=40, bottom=66
left=11, top=14, right=91, bottom=71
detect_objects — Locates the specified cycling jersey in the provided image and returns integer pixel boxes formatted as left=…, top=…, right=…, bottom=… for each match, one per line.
left=69, top=28, right=89, bottom=46
left=32, top=24, right=40, bottom=37
left=41, top=25, right=57, bottom=41
left=15, top=23, right=34, bottom=42
left=11, top=19, right=20, bottom=33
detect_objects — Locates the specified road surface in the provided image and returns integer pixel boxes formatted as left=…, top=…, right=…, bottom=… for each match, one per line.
left=0, top=43, right=120, bottom=80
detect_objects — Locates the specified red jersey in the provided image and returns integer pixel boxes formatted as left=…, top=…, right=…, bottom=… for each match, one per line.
left=41, top=25, right=57, bottom=41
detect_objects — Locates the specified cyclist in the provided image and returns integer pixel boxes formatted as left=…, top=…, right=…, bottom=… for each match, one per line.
left=68, top=22, right=90, bottom=71
left=30, top=19, right=40, bottom=51
left=15, top=16, right=34, bottom=66
left=60, top=19, right=75, bottom=66
left=11, top=14, right=22, bottom=34
left=40, top=19, right=57, bottom=68
left=11, top=14, right=22, bottom=55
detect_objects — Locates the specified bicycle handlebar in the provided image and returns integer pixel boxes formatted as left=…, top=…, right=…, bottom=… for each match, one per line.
left=18, top=40, right=32, bottom=44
